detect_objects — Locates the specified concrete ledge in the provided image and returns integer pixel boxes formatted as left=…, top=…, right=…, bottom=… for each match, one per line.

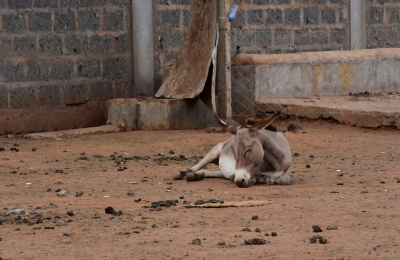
left=257, top=92, right=400, bottom=129
left=231, top=48, right=400, bottom=120
left=106, top=98, right=217, bottom=130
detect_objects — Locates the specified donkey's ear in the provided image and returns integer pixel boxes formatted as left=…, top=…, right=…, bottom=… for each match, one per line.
left=227, top=125, right=237, bottom=134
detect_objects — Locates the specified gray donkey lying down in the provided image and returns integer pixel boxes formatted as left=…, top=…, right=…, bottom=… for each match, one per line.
left=173, top=119, right=292, bottom=188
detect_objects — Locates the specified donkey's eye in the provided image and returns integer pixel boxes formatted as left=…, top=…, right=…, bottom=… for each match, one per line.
left=244, top=148, right=251, bottom=156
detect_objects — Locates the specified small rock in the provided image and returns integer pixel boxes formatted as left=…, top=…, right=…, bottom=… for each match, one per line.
left=6, top=209, right=26, bottom=215
left=319, top=238, right=328, bottom=244
left=63, top=232, right=74, bottom=237
left=67, top=211, right=74, bottom=217
left=192, top=238, right=201, bottom=245
left=255, top=228, right=261, bottom=233
left=75, top=191, right=84, bottom=197
left=327, top=225, right=338, bottom=230
left=312, top=225, right=323, bottom=233
left=57, top=190, right=68, bottom=197
left=0, top=148, right=5, bottom=152
left=244, top=238, right=266, bottom=245
left=271, top=232, right=277, bottom=236
left=251, top=215, right=258, bottom=220
left=309, top=235, right=323, bottom=243
left=241, top=228, right=251, bottom=232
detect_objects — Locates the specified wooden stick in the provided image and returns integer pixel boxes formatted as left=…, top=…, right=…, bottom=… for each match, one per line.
left=180, top=200, right=272, bottom=208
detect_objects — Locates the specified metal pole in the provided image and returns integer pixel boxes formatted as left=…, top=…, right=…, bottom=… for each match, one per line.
left=132, top=0, right=155, bottom=96
left=350, top=0, right=366, bottom=50
left=217, top=0, right=232, bottom=119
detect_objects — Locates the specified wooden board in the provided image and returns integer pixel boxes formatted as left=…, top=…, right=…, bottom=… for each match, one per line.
left=155, top=0, right=217, bottom=99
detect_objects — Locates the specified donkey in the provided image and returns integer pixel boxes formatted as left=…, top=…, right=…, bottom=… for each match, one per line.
left=172, top=119, right=292, bottom=188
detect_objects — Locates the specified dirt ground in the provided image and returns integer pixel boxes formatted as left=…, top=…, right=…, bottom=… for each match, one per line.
left=1, top=118, right=399, bottom=260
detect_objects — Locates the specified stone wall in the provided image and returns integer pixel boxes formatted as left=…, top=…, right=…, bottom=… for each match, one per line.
left=0, top=0, right=132, bottom=134
left=367, top=0, right=400, bottom=48
left=231, top=0, right=350, bottom=54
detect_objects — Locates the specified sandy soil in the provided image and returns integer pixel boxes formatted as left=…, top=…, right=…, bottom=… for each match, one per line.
left=0, top=118, right=399, bottom=260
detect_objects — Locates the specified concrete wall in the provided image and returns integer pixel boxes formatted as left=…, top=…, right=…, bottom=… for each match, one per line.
left=0, top=0, right=132, bottom=134
left=231, top=49, right=400, bottom=117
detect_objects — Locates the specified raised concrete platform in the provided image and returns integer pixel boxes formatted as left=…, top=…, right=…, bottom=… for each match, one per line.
left=256, top=92, right=400, bottom=129
left=106, top=98, right=217, bottom=131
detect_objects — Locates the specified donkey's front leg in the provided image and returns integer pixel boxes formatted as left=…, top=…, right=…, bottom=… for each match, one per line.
left=172, top=140, right=229, bottom=181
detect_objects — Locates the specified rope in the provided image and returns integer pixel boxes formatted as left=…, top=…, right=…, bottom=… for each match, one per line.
left=231, top=0, right=246, bottom=30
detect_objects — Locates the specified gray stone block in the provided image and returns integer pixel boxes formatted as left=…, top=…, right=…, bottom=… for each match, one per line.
left=0, top=87, right=8, bottom=109
left=321, top=8, right=336, bottom=24
left=233, top=11, right=245, bottom=28
left=77, top=59, right=101, bottom=77
left=254, top=0, right=269, bottom=4
left=113, top=34, right=129, bottom=52
left=84, top=0, right=108, bottom=7
left=14, top=37, right=37, bottom=56
left=8, top=0, right=32, bottom=9
left=2, top=13, right=25, bottom=33
left=34, top=0, right=58, bottom=8
left=113, top=80, right=133, bottom=98
left=389, top=8, right=400, bottom=23
left=60, top=0, right=82, bottom=7
left=171, top=31, right=186, bottom=48
left=162, top=10, right=180, bottom=27
left=183, top=9, right=190, bottom=27
left=248, top=10, right=264, bottom=24
left=311, top=28, right=328, bottom=44
left=330, top=28, right=345, bottom=44
left=304, top=8, right=319, bottom=25
left=172, top=0, right=189, bottom=4
left=0, top=38, right=12, bottom=58
left=0, top=62, right=24, bottom=82
left=78, top=10, right=100, bottom=30
left=276, top=0, right=291, bottom=4
left=237, top=30, right=254, bottom=47
left=110, top=0, right=130, bottom=5
left=62, top=84, right=89, bottom=105
left=266, top=9, right=282, bottom=24
left=294, top=29, right=310, bottom=45
left=28, top=12, right=52, bottom=31
left=89, top=35, right=112, bottom=53
left=285, top=9, right=300, bottom=25
left=39, top=35, right=63, bottom=55
left=369, top=7, right=384, bottom=24
left=37, top=85, right=61, bottom=106
left=10, top=87, right=35, bottom=109
left=90, top=81, right=113, bottom=101
left=103, top=58, right=124, bottom=78
left=255, top=30, right=272, bottom=47
left=55, top=11, right=76, bottom=31
left=65, top=35, right=88, bottom=55
left=274, top=29, right=291, bottom=45
left=27, top=60, right=50, bottom=81
left=0, top=0, right=5, bottom=7
left=50, top=60, right=74, bottom=80
left=103, top=10, right=124, bottom=31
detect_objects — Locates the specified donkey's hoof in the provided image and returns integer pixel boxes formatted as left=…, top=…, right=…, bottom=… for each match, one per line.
left=277, top=174, right=291, bottom=185
left=172, top=171, right=185, bottom=180
left=186, top=172, right=204, bottom=182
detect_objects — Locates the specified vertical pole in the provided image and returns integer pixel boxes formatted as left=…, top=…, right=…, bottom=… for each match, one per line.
left=132, top=0, right=155, bottom=96
left=350, top=0, right=367, bottom=50
left=217, top=0, right=232, bottom=119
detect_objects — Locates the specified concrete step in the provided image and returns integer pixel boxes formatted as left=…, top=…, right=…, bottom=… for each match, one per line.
left=106, top=98, right=217, bottom=131
left=256, top=92, right=400, bottom=129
